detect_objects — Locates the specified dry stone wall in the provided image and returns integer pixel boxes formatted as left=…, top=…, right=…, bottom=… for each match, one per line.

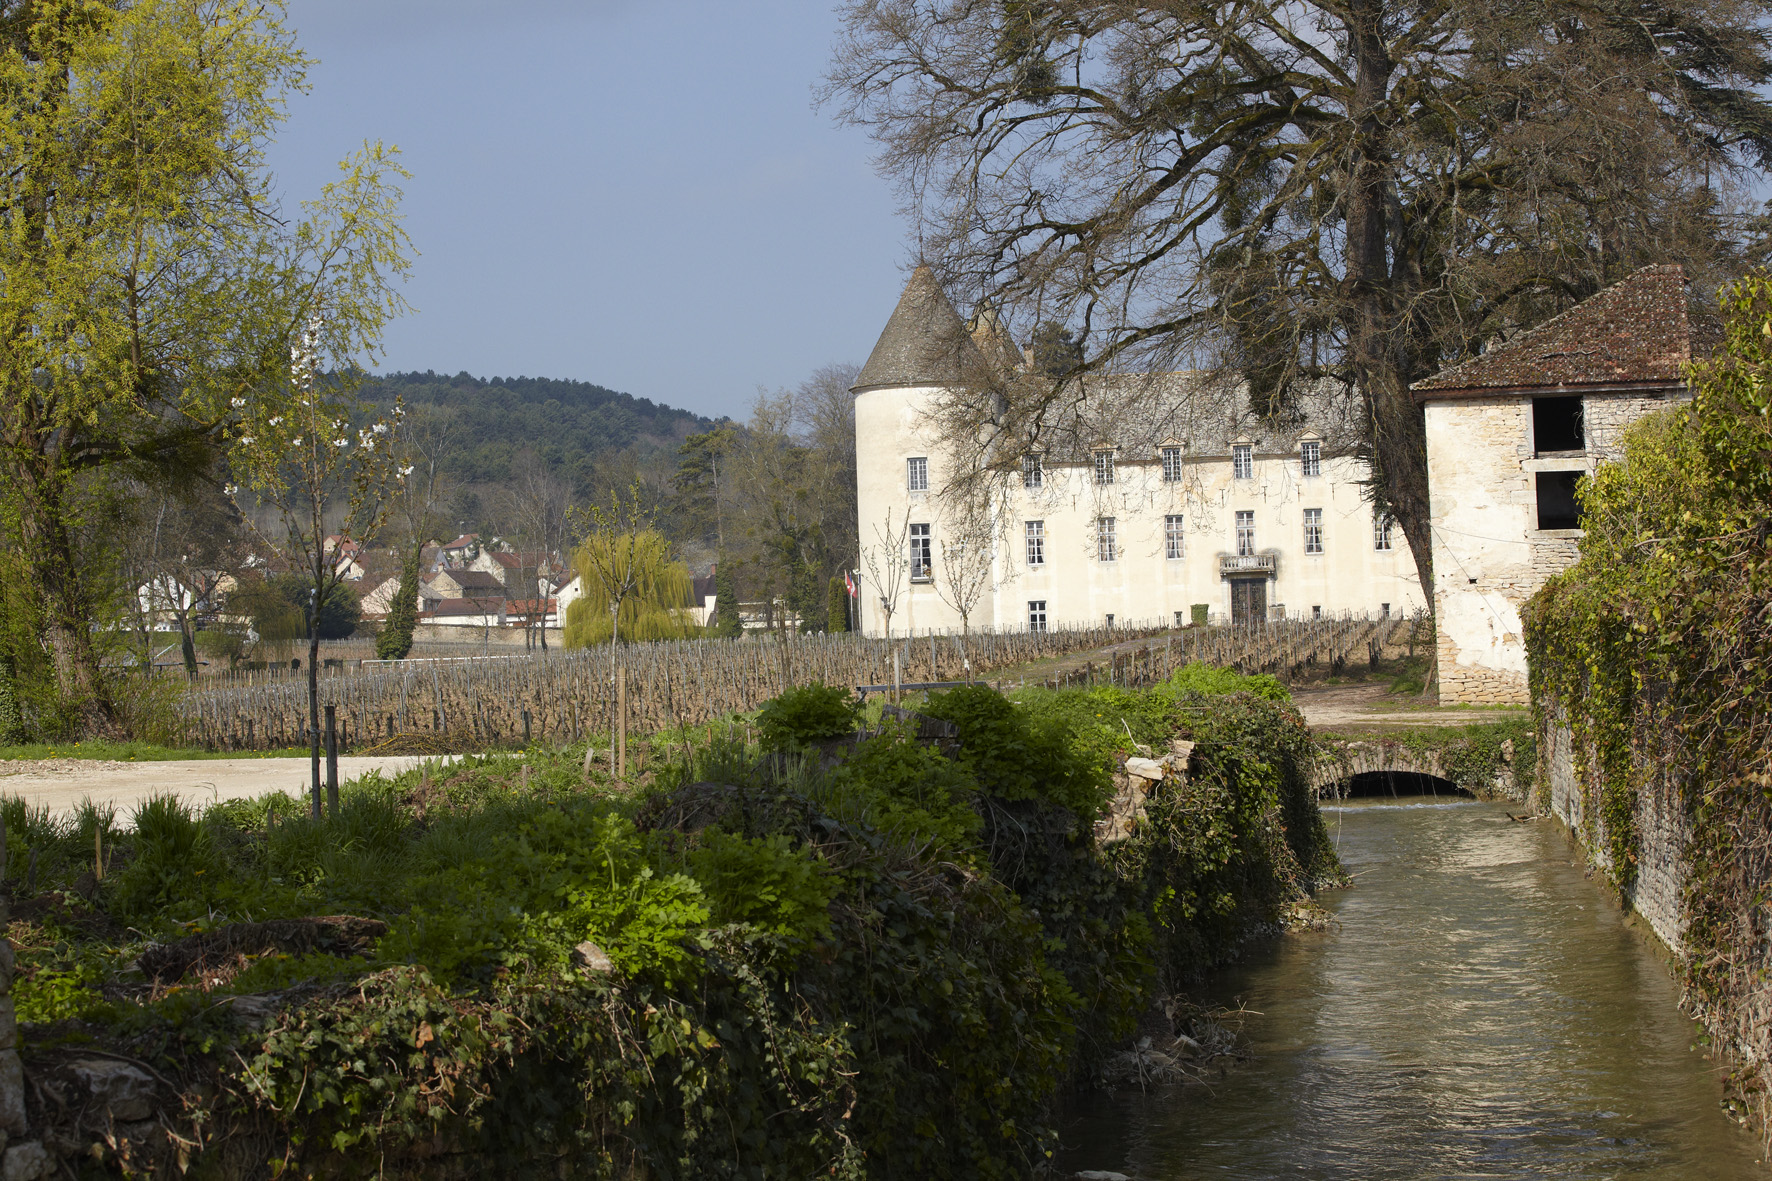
left=1538, top=705, right=1689, bottom=953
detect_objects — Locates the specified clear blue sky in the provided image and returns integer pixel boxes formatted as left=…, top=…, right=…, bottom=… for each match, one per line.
left=266, top=1, right=908, bottom=420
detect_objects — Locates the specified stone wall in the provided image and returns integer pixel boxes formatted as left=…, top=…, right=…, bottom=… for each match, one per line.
left=1539, top=705, right=1689, bottom=953
left=0, top=875, right=49, bottom=1178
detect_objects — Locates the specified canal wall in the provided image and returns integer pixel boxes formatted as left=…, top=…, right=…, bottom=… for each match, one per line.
left=1538, top=707, right=1690, bottom=954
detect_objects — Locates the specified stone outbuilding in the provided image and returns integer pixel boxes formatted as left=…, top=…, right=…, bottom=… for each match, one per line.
left=1415, top=264, right=1712, bottom=703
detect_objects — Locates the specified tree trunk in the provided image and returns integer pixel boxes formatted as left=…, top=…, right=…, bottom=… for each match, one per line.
left=308, top=628, right=322, bottom=820
left=13, top=468, right=121, bottom=736
left=1341, top=0, right=1436, bottom=610
left=178, top=611, right=199, bottom=680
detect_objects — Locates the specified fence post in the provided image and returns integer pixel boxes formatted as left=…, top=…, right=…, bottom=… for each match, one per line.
left=324, top=705, right=339, bottom=817
left=617, top=666, right=628, bottom=780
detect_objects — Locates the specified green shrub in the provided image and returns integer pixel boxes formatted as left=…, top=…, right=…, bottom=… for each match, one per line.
left=922, top=684, right=1108, bottom=817
left=755, top=682, right=860, bottom=751
left=825, top=728, right=982, bottom=852
left=689, top=829, right=835, bottom=942
left=111, top=794, right=228, bottom=921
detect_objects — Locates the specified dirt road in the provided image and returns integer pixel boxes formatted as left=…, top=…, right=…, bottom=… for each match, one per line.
left=1291, top=681, right=1526, bottom=730
left=0, top=755, right=450, bottom=816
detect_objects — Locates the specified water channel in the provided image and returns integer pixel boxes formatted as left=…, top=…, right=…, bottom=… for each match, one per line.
left=1058, top=798, right=1765, bottom=1179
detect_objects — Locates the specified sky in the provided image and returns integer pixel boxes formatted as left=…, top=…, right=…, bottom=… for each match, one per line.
left=265, top=1, right=910, bottom=421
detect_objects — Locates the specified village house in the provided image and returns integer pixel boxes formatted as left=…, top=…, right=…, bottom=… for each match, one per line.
left=1416, top=264, right=1708, bottom=704
left=427, top=567, right=507, bottom=603
left=851, top=267, right=1426, bottom=636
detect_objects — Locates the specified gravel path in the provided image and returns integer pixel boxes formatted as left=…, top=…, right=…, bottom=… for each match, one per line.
left=0, top=756, right=451, bottom=815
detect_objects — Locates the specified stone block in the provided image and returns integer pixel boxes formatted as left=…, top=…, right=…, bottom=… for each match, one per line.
left=1, top=1141, right=48, bottom=1181
left=67, top=1058, right=157, bottom=1123
left=0, top=1052, right=24, bottom=1136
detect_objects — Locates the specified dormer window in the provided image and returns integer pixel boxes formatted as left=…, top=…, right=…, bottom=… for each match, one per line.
left=1232, top=444, right=1254, bottom=480
left=1093, top=448, right=1116, bottom=485
left=1161, top=445, right=1184, bottom=483
left=1300, top=439, right=1321, bottom=478
left=907, top=456, right=929, bottom=493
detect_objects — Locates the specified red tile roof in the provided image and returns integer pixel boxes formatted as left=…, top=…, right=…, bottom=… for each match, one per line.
left=1415, top=265, right=1699, bottom=396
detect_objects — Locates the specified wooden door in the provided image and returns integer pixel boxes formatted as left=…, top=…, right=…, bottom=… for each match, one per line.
left=1231, top=578, right=1267, bottom=625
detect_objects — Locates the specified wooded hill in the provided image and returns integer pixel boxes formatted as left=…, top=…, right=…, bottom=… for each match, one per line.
left=360, top=370, right=715, bottom=491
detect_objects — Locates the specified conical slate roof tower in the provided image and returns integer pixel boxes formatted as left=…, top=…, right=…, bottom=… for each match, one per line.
left=853, top=265, right=991, bottom=390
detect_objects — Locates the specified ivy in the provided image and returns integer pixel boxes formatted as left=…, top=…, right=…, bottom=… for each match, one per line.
left=1522, top=269, right=1772, bottom=1135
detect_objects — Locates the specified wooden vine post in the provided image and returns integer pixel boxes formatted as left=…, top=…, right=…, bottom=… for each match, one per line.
left=617, top=666, right=628, bottom=780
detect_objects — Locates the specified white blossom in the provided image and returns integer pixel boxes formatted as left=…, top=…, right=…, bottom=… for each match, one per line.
left=269, top=416, right=283, bottom=426
left=373, top=422, right=388, bottom=435
left=239, top=436, right=254, bottom=446
left=292, top=436, right=302, bottom=446
left=223, top=483, right=238, bottom=495
left=230, top=397, right=246, bottom=409
left=398, top=464, right=414, bottom=478
left=333, top=437, right=348, bottom=448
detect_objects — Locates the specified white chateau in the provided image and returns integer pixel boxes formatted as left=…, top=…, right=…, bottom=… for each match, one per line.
left=851, top=267, right=1428, bottom=636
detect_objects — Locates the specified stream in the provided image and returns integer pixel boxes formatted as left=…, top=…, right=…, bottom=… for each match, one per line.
left=1057, top=798, right=1764, bottom=1179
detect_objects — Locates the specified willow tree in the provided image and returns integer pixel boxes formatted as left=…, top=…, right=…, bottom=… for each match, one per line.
left=564, top=530, right=697, bottom=646
left=827, top=0, right=1772, bottom=598
left=0, top=0, right=408, bottom=733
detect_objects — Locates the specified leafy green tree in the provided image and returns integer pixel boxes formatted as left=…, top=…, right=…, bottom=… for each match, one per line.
left=0, top=0, right=406, bottom=734
left=828, top=0, right=1772, bottom=600
left=375, top=551, right=421, bottom=660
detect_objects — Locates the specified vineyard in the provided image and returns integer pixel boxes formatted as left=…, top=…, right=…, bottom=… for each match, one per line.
left=173, top=614, right=1411, bottom=751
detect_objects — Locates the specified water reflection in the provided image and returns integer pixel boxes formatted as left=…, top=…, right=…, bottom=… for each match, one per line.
left=1058, top=799, right=1762, bottom=1180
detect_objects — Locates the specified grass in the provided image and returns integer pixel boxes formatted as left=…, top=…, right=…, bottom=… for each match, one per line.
left=0, top=740, right=314, bottom=763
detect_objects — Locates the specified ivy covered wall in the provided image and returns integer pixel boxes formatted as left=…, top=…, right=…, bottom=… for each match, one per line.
left=1523, top=270, right=1772, bottom=1141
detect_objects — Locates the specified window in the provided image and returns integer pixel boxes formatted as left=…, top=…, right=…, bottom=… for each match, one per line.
left=1536, top=470, right=1584, bottom=530
left=1028, top=600, right=1047, bottom=632
left=1025, top=520, right=1045, bottom=566
left=1235, top=510, right=1256, bottom=556
left=1165, top=514, right=1185, bottom=559
left=1174, top=610, right=1186, bottom=627
left=1161, top=445, right=1184, bottom=482
left=1105, top=614, right=1115, bottom=627
left=1093, top=449, right=1116, bottom=485
left=1097, top=516, right=1117, bottom=561
left=1533, top=396, right=1584, bottom=455
left=1374, top=512, right=1394, bottom=552
left=910, top=523, right=932, bottom=579
left=1381, top=602, right=1391, bottom=618
left=1303, top=508, right=1324, bottom=554
left=1300, top=440, right=1321, bottom=478
left=1022, top=453, right=1044, bottom=490
left=1232, top=444, right=1253, bottom=479
left=1312, top=605, right=1322, bottom=620
left=907, top=456, right=929, bottom=493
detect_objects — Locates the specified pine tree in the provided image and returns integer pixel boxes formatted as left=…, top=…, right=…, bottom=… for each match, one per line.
left=712, top=562, right=744, bottom=638
left=376, top=552, right=420, bottom=660
left=826, top=576, right=849, bottom=633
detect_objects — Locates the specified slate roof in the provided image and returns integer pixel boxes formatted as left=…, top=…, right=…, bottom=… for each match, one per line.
left=439, top=569, right=505, bottom=594
left=854, top=266, right=992, bottom=390
left=1415, top=265, right=1698, bottom=395
left=1014, top=371, right=1368, bottom=464
left=424, top=598, right=504, bottom=618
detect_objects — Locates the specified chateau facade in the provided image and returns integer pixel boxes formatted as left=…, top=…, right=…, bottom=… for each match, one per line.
left=850, top=268, right=1427, bottom=636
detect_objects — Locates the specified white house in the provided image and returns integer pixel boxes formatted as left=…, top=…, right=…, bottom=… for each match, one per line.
left=1416, top=264, right=1705, bottom=704
left=851, top=267, right=1427, bottom=637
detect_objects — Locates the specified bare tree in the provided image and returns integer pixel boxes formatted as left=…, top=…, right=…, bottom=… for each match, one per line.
left=826, top=0, right=1772, bottom=602
left=858, top=507, right=910, bottom=639
left=507, top=449, right=575, bottom=648
left=933, top=507, right=997, bottom=664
